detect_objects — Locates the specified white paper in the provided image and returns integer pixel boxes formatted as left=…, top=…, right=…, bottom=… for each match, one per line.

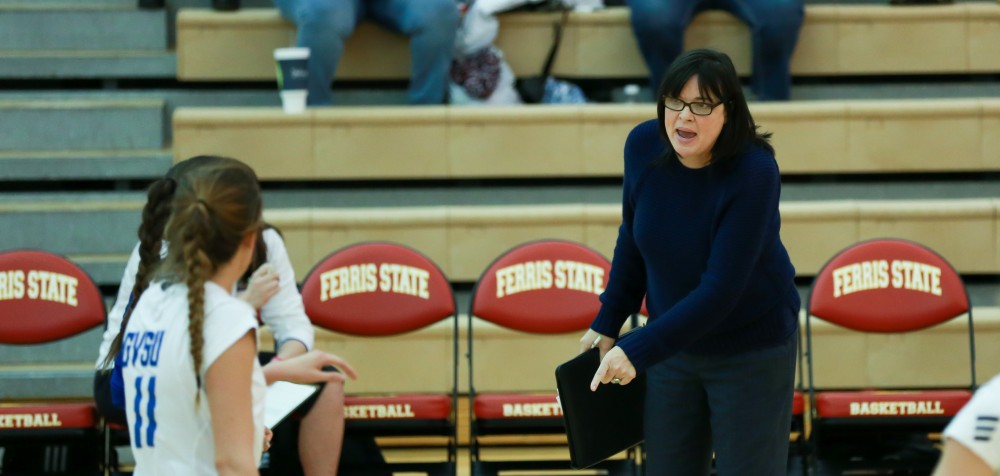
left=265, top=381, right=319, bottom=428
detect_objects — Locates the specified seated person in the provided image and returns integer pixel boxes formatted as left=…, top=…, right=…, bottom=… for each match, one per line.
left=626, top=0, right=803, bottom=101
left=273, top=0, right=459, bottom=105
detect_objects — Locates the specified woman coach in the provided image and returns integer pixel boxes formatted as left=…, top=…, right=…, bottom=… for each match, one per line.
left=580, top=49, right=801, bottom=475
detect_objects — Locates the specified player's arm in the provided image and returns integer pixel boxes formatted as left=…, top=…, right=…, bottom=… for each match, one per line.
left=205, top=331, right=258, bottom=476
left=933, top=438, right=993, bottom=476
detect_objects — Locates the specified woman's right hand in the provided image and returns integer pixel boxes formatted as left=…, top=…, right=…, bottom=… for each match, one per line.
left=579, top=329, right=615, bottom=360
left=267, top=350, right=358, bottom=385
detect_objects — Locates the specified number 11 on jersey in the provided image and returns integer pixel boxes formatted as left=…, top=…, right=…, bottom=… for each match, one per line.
left=132, top=376, right=158, bottom=448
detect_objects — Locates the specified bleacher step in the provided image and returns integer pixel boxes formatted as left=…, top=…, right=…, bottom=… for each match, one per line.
left=0, top=0, right=133, bottom=5
left=4, top=196, right=998, bottom=284
left=259, top=180, right=1000, bottom=210
left=0, top=50, right=176, bottom=79
left=0, top=99, right=165, bottom=151
left=172, top=100, right=1000, bottom=179
left=0, top=5, right=167, bottom=51
left=257, top=199, right=1000, bottom=280
left=175, top=4, right=1000, bottom=81
left=0, top=369, right=97, bottom=400
left=0, top=195, right=143, bottom=285
left=0, top=149, right=172, bottom=180
left=0, top=325, right=102, bottom=401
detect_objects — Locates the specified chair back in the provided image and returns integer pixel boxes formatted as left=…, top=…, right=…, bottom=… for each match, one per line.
left=301, top=242, right=456, bottom=337
left=470, top=240, right=610, bottom=335
left=300, top=242, right=458, bottom=451
left=0, top=250, right=104, bottom=344
left=809, top=239, right=969, bottom=334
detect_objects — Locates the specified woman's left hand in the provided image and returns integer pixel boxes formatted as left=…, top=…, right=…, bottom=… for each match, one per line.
left=589, top=346, right=636, bottom=391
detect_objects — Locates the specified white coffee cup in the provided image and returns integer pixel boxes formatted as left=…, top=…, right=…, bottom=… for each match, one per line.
left=274, top=47, right=310, bottom=114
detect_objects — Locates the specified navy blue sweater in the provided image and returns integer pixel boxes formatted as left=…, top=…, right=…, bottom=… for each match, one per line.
left=590, top=119, right=800, bottom=373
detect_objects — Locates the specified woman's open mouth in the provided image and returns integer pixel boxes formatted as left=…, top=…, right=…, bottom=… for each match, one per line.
left=676, top=128, right=697, bottom=140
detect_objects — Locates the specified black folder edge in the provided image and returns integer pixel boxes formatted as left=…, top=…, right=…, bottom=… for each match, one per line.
left=555, top=328, right=646, bottom=469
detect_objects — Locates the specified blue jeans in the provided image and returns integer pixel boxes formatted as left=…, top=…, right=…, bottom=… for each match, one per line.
left=273, top=0, right=458, bottom=105
left=625, top=0, right=803, bottom=101
left=643, top=330, right=798, bottom=475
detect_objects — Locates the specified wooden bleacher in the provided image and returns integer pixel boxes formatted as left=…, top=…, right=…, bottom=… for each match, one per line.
left=257, top=199, right=997, bottom=283
left=176, top=4, right=1000, bottom=81
left=173, top=100, right=1000, bottom=179
left=5, top=197, right=996, bottom=286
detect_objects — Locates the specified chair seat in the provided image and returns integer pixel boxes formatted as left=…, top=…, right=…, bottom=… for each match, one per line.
left=792, top=391, right=805, bottom=416
left=344, top=394, right=451, bottom=421
left=0, top=403, right=97, bottom=431
left=107, top=422, right=128, bottom=431
left=474, top=394, right=562, bottom=420
left=814, top=389, right=972, bottom=419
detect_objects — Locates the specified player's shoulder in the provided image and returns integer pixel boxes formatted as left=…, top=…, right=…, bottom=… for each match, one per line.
left=204, top=282, right=255, bottom=320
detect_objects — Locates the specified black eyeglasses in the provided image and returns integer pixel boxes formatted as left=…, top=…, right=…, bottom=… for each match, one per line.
left=662, top=97, right=725, bottom=116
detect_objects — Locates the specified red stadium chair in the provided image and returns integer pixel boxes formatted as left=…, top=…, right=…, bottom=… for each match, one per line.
left=467, top=240, right=638, bottom=476
left=300, top=242, right=458, bottom=475
left=805, top=239, right=976, bottom=474
left=0, top=250, right=105, bottom=474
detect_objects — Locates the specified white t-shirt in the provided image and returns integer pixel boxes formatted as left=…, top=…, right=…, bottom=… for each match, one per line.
left=97, top=228, right=314, bottom=367
left=122, top=281, right=266, bottom=475
left=944, top=374, right=1000, bottom=473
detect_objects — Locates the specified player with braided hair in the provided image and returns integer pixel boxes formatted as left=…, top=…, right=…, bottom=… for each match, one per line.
left=95, top=156, right=223, bottom=424
left=97, top=156, right=357, bottom=475
left=121, top=157, right=266, bottom=473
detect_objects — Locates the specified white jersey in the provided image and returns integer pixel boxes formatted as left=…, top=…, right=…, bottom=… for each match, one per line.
left=122, top=280, right=266, bottom=475
left=97, top=228, right=314, bottom=367
left=944, top=374, right=1000, bottom=473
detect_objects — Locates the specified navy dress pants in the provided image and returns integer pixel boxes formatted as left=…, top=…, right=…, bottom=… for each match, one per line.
left=643, top=331, right=798, bottom=475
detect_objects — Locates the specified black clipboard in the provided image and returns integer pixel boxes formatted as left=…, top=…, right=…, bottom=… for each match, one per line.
left=555, top=331, right=646, bottom=469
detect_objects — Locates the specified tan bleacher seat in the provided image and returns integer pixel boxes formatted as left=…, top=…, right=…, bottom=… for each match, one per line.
left=175, top=4, right=1000, bottom=81
left=11, top=198, right=998, bottom=283
left=258, top=199, right=1000, bottom=284
left=173, top=100, right=1000, bottom=179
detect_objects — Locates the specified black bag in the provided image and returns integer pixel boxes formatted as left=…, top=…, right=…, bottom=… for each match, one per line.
left=516, top=9, right=570, bottom=104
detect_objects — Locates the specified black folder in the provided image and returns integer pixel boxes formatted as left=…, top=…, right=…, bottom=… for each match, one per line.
left=555, top=332, right=646, bottom=469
